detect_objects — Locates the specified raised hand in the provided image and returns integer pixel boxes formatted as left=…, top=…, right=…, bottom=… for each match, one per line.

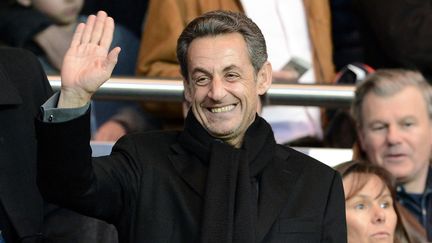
left=59, top=11, right=121, bottom=108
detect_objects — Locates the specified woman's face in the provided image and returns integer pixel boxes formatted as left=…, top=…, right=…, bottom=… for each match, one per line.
left=344, top=173, right=397, bottom=243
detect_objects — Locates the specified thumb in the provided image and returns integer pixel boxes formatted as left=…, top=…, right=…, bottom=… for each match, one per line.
left=106, top=46, right=121, bottom=72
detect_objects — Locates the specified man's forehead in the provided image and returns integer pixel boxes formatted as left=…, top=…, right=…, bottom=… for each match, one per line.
left=363, top=86, right=425, bottom=107
left=187, top=34, right=252, bottom=72
left=361, top=87, right=429, bottom=121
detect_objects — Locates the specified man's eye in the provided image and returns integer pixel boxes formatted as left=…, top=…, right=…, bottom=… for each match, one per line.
left=194, top=77, right=210, bottom=86
left=371, top=124, right=386, bottom=131
left=403, top=121, right=414, bottom=128
left=225, top=73, right=239, bottom=81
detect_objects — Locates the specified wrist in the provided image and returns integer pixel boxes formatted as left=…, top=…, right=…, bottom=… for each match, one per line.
left=58, top=89, right=91, bottom=108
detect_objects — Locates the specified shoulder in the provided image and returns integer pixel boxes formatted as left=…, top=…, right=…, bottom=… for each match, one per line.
left=113, top=130, right=181, bottom=155
left=0, top=47, right=38, bottom=65
left=0, top=47, right=52, bottom=106
left=276, top=145, right=337, bottom=179
left=0, top=47, right=45, bottom=79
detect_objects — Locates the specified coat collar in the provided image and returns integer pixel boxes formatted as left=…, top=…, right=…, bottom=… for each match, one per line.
left=169, top=142, right=305, bottom=240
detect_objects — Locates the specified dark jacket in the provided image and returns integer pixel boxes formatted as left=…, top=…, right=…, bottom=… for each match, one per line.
left=0, top=47, right=117, bottom=243
left=397, top=166, right=432, bottom=240
left=0, top=4, right=52, bottom=53
left=354, top=0, right=432, bottom=80
left=36, top=111, right=347, bottom=242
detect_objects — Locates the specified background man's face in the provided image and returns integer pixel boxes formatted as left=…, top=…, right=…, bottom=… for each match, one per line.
left=358, top=86, right=432, bottom=183
left=31, top=0, right=84, bottom=25
left=184, top=33, right=268, bottom=146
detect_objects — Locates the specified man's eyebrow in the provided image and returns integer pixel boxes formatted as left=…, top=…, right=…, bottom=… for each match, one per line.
left=191, top=67, right=211, bottom=76
left=191, top=64, right=241, bottom=76
left=223, top=64, right=240, bottom=72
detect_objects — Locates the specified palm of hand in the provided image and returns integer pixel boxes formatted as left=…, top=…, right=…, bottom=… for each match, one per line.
left=58, top=12, right=120, bottom=107
left=61, top=42, right=113, bottom=95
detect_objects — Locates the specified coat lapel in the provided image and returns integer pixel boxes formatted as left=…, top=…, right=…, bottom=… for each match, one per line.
left=256, top=146, right=306, bottom=242
left=169, top=135, right=306, bottom=241
left=169, top=143, right=207, bottom=198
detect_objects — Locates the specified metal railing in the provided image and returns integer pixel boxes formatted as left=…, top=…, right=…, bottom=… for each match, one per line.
left=48, top=75, right=355, bottom=108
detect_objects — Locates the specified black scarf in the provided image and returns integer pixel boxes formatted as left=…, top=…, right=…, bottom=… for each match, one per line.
left=179, top=111, right=276, bottom=243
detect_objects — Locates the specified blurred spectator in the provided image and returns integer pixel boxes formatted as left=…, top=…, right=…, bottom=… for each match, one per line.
left=352, top=69, right=432, bottom=240
left=137, top=0, right=335, bottom=145
left=330, top=0, right=365, bottom=72
left=81, top=0, right=149, bottom=38
left=335, top=161, right=426, bottom=242
left=0, top=0, right=159, bottom=142
left=0, top=46, right=117, bottom=243
left=3, top=0, right=138, bottom=75
left=324, top=63, right=374, bottom=148
left=354, top=0, right=432, bottom=81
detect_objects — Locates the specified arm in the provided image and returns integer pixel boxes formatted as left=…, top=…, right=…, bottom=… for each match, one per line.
left=36, top=11, right=123, bottom=221
left=36, top=111, right=128, bottom=222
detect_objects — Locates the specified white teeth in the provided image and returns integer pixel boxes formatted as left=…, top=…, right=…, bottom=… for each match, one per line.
left=210, top=105, right=235, bottom=113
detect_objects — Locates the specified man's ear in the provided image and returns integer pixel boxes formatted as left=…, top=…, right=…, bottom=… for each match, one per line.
left=256, top=61, right=272, bottom=96
left=16, top=0, right=31, bottom=7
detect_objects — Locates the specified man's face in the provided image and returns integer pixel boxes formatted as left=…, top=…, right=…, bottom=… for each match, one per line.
left=32, top=0, right=83, bottom=25
left=358, top=86, right=432, bottom=184
left=184, top=33, right=271, bottom=147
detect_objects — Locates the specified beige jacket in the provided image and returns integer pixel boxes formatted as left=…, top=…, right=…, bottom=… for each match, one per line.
left=137, top=0, right=335, bottom=83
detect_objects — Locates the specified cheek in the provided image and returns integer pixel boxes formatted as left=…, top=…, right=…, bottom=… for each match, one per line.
left=362, top=134, right=385, bottom=153
left=388, top=210, right=398, bottom=231
left=191, top=89, right=206, bottom=104
left=416, top=129, right=432, bottom=153
left=346, top=212, right=368, bottom=238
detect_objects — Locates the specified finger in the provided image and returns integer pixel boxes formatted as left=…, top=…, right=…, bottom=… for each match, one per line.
left=70, top=23, right=85, bottom=48
left=81, top=14, right=96, bottom=43
left=90, top=11, right=107, bottom=44
left=105, top=47, right=121, bottom=72
left=99, top=16, right=115, bottom=50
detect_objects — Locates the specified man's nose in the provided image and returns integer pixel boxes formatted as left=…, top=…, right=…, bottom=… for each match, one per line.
left=386, top=125, right=402, bottom=145
left=208, top=76, right=226, bottom=101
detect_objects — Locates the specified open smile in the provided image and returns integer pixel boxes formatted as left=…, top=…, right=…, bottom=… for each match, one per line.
left=209, top=104, right=236, bottom=113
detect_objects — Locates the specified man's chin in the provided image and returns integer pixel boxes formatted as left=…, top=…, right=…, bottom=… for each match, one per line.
left=389, top=170, right=410, bottom=183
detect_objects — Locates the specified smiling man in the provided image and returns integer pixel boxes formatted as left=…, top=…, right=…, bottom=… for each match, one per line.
left=352, top=69, right=432, bottom=240
left=36, top=10, right=346, bottom=242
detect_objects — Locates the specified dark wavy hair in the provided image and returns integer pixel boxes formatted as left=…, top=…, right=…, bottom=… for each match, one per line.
left=176, top=10, right=267, bottom=81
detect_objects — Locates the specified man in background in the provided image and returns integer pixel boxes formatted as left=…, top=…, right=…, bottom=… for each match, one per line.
left=352, top=69, right=432, bottom=240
